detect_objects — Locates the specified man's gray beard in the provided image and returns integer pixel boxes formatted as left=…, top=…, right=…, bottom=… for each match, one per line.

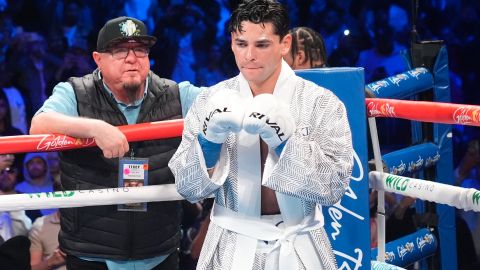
left=123, top=82, right=141, bottom=103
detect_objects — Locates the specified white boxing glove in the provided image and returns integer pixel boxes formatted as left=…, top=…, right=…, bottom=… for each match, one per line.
left=201, top=89, right=246, bottom=144
left=243, top=94, right=296, bottom=149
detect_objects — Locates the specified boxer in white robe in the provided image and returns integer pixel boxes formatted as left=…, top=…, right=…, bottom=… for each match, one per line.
left=169, top=1, right=353, bottom=269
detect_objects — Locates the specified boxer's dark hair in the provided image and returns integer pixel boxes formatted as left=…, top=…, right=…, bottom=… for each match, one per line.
left=228, top=0, right=290, bottom=39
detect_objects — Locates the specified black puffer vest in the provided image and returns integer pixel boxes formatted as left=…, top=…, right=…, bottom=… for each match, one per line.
left=58, top=69, right=182, bottom=260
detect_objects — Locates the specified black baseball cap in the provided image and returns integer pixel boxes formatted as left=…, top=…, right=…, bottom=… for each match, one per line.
left=97, top=16, right=156, bottom=52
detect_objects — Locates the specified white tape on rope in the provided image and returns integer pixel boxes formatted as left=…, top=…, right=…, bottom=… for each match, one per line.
left=369, top=171, right=480, bottom=212
left=0, top=184, right=184, bottom=211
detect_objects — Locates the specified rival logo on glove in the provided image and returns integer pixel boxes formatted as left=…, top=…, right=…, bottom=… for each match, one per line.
left=248, top=112, right=285, bottom=141
left=202, top=107, right=231, bottom=135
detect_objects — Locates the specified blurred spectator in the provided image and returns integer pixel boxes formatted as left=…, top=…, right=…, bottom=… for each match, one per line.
left=9, top=32, right=58, bottom=120
left=15, top=153, right=54, bottom=195
left=306, top=0, right=326, bottom=25
left=45, top=31, right=67, bottom=60
left=356, top=23, right=409, bottom=83
left=169, top=4, right=205, bottom=83
left=455, top=139, right=480, bottom=188
left=1, top=64, right=27, bottom=134
left=308, top=3, right=347, bottom=57
left=455, top=139, right=480, bottom=258
left=54, top=38, right=94, bottom=83
left=328, top=34, right=360, bottom=67
left=388, top=4, right=409, bottom=46
left=0, top=88, right=25, bottom=174
left=29, top=210, right=66, bottom=270
left=195, top=42, right=227, bottom=86
left=29, top=179, right=65, bottom=270
left=281, top=0, right=301, bottom=26
left=369, top=187, right=407, bottom=248
left=0, top=154, right=14, bottom=172
left=0, top=158, right=32, bottom=242
left=452, top=4, right=480, bottom=46
left=50, top=0, right=91, bottom=49
left=0, top=87, right=23, bottom=136
left=15, top=153, right=56, bottom=219
left=344, top=0, right=374, bottom=51
left=385, top=196, right=417, bottom=243
left=122, top=0, right=156, bottom=33
left=189, top=201, right=211, bottom=260
left=0, top=0, right=6, bottom=12
left=285, top=26, right=327, bottom=69
left=46, top=152, right=60, bottom=184
left=179, top=200, right=204, bottom=270
left=0, top=12, right=20, bottom=65
left=6, top=0, right=43, bottom=32
left=152, top=3, right=216, bottom=83
left=212, top=0, right=232, bottom=40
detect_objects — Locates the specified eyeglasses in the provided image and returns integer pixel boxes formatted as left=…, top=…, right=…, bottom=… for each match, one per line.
left=106, top=47, right=149, bottom=60
left=0, top=167, right=15, bottom=175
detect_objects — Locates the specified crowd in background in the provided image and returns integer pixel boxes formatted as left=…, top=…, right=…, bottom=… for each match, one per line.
left=1, top=0, right=480, bottom=269
left=0, top=0, right=479, bottom=156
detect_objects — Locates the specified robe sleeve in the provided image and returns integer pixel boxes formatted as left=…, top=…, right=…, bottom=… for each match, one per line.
left=168, top=89, right=230, bottom=203
left=263, top=90, right=354, bottom=205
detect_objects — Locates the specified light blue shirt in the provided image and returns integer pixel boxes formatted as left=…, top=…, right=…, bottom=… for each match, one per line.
left=36, top=80, right=203, bottom=121
left=36, top=78, right=202, bottom=269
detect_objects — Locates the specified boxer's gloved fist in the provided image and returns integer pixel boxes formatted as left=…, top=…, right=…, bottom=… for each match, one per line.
left=201, top=89, right=246, bottom=143
left=199, top=89, right=245, bottom=168
left=243, top=94, right=295, bottom=152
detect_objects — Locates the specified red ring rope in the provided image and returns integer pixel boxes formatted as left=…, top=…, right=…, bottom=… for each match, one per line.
left=0, top=119, right=184, bottom=154
left=366, top=98, right=480, bottom=126
left=2, top=99, right=479, bottom=155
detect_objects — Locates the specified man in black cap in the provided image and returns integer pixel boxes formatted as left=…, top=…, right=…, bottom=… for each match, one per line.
left=30, top=16, right=184, bottom=269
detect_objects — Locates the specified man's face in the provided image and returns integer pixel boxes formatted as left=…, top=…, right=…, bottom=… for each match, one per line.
left=125, top=180, right=143, bottom=187
left=0, top=167, right=17, bottom=192
left=231, top=22, right=291, bottom=91
left=93, top=41, right=150, bottom=96
left=27, top=157, right=47, bottom=179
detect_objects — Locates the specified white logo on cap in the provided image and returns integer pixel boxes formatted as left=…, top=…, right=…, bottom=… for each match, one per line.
left=119, top=20, right=140, bottom=37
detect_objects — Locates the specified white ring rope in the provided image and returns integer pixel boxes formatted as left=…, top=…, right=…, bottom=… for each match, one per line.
left=369, top=171, right=480, bottom=212
left=0, top=185, right=183, bottom=211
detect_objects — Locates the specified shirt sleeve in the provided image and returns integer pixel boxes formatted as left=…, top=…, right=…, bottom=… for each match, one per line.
left=9, top=210, right=32, bottom=236
left=35, top=82, right=79, bottom=117
left=28, top=217, right=44, bottom=251
left=178, top=81, right=204, bottom=117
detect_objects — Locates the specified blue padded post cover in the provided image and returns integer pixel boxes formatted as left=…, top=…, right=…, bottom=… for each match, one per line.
left=297, top=68, right=370, bottom=269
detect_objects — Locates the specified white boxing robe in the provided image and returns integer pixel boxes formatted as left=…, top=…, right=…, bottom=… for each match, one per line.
left=169, top=60, right=354, bottom=270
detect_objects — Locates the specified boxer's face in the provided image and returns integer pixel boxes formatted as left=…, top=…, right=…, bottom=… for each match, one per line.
left=231, top=21, right=291, bottom=92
